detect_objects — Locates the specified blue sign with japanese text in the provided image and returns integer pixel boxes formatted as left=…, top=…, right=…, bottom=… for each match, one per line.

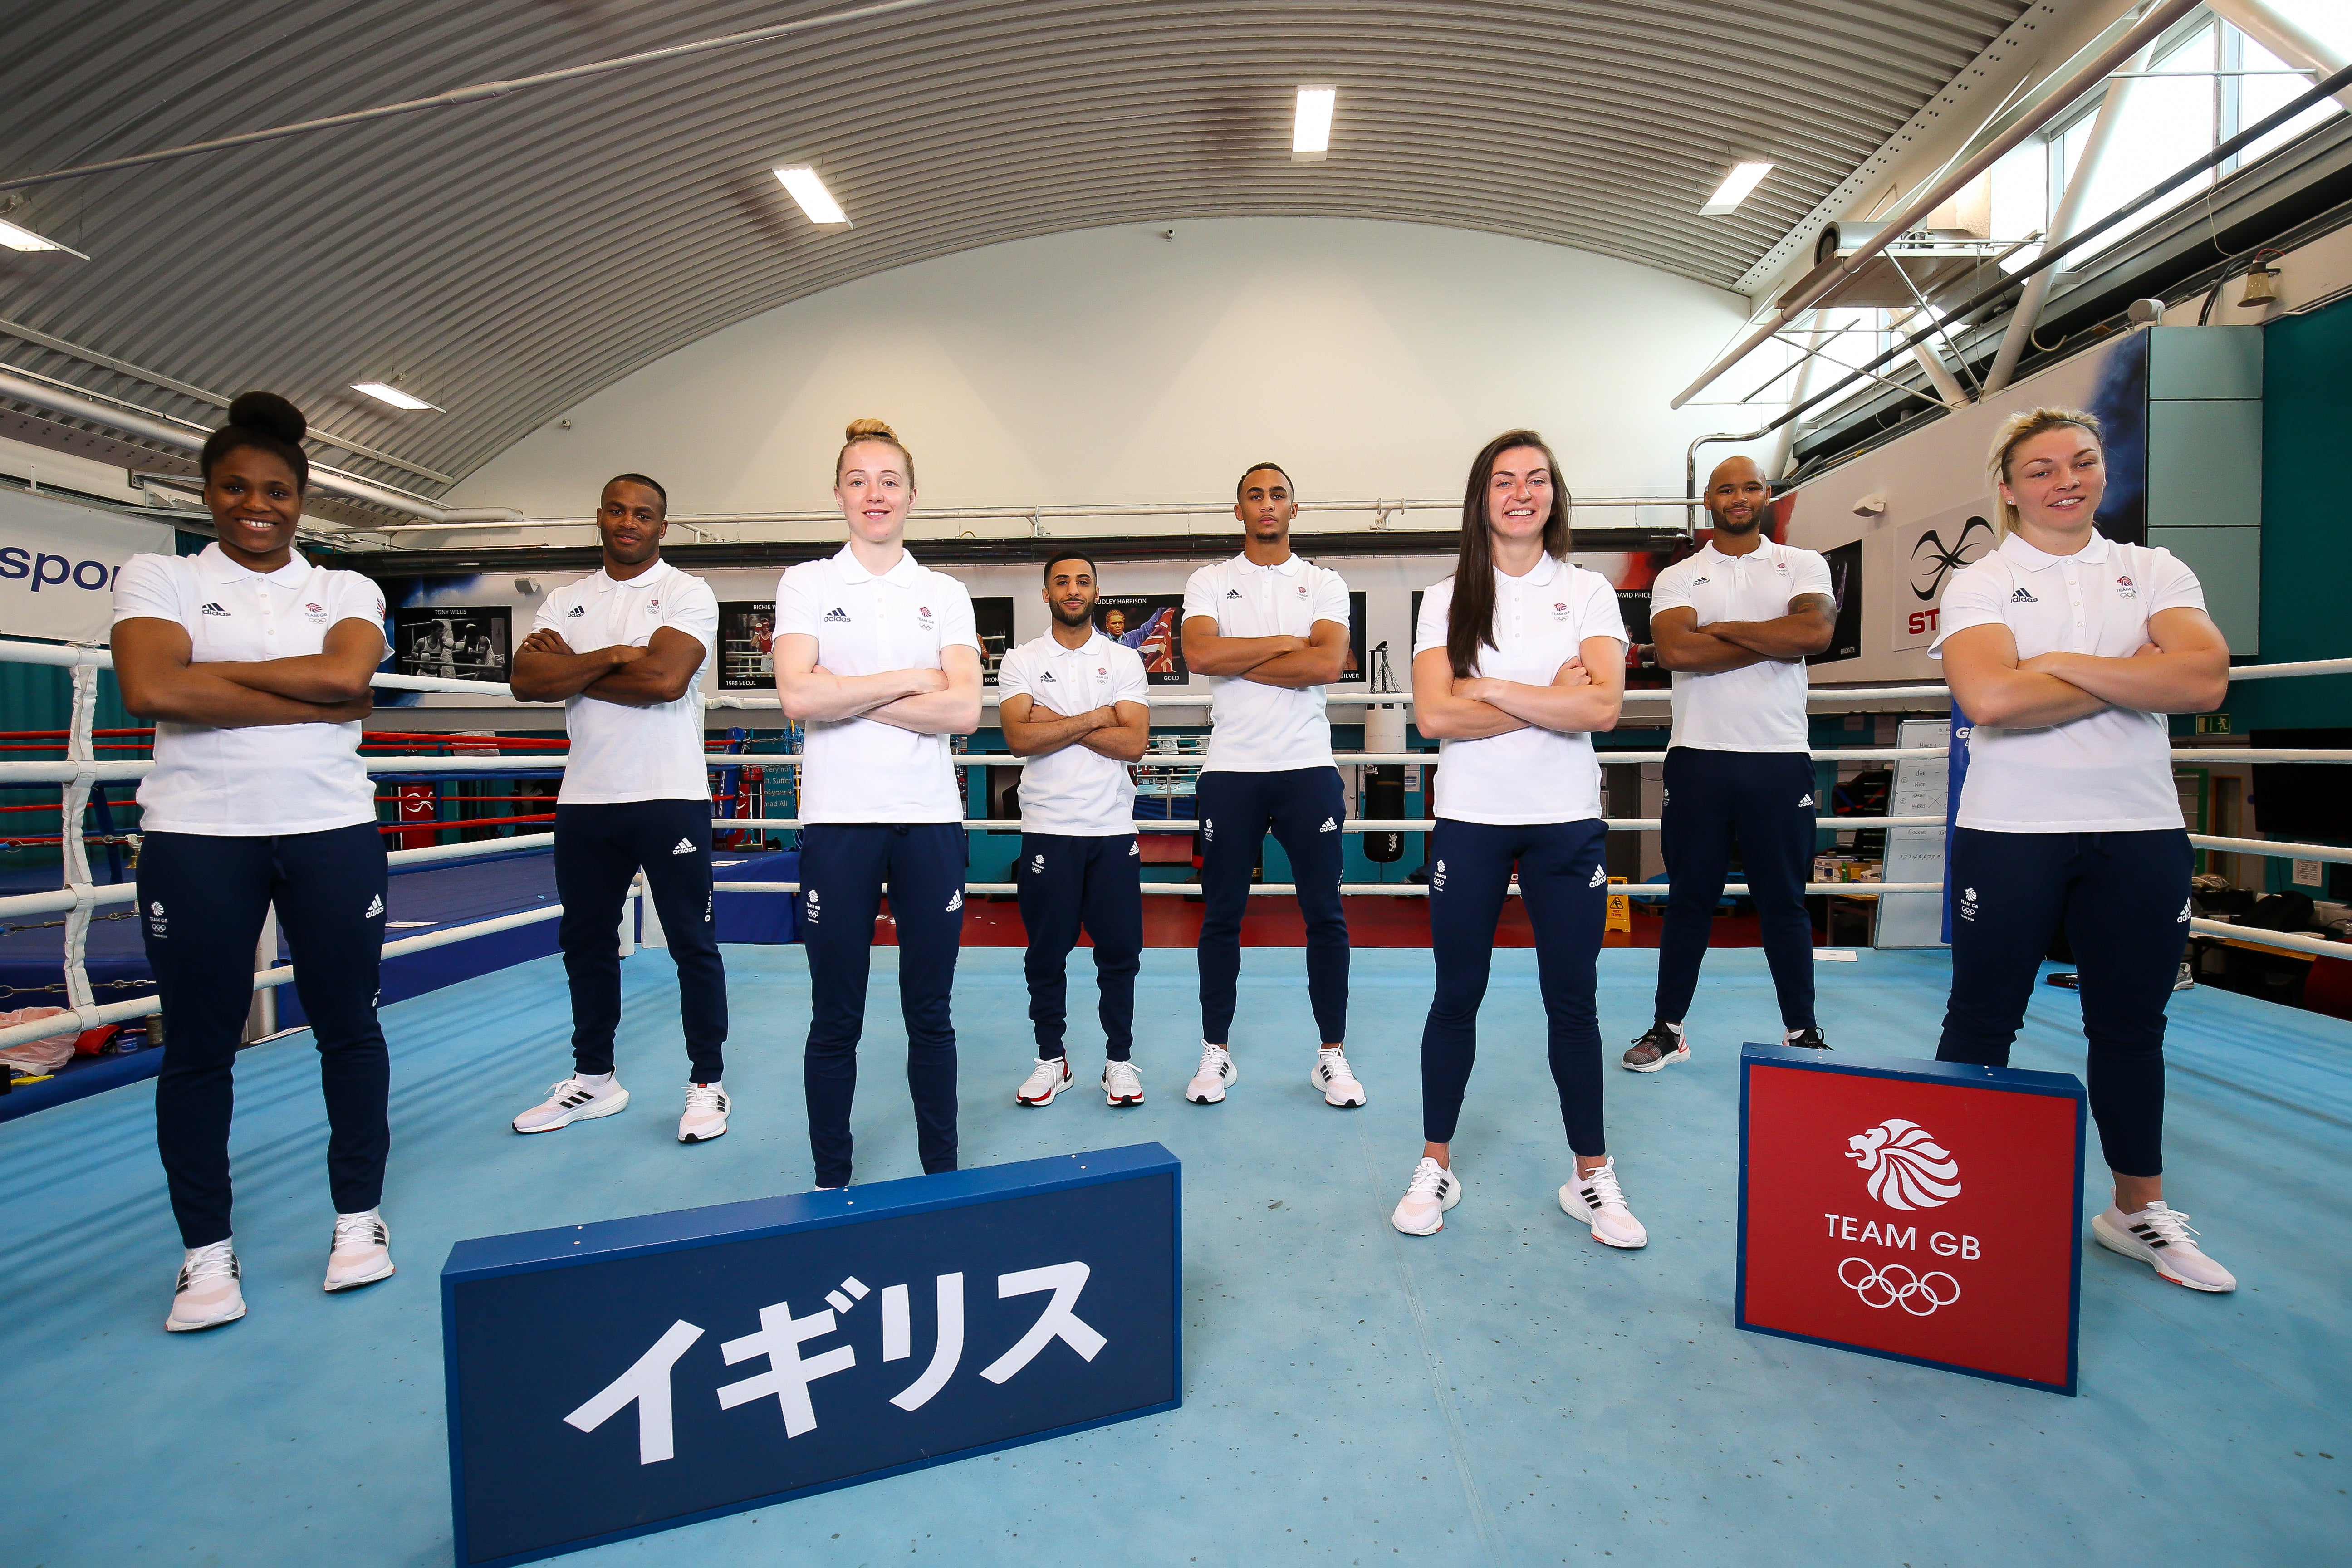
left=441, top=1144, right=1181, bottom=1567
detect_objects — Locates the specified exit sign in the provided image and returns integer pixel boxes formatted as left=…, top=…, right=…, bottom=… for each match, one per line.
left=2195, top=713, right=2231, bottom=735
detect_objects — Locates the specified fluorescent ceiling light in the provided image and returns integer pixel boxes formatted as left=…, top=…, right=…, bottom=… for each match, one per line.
left=773, top=165, right=852, bottom=228
left=1292, top=85, right=1336, bottom=162
left=1699, top=161, right=1773, bottom=216
left=351, top=382, right=441, bottom=411
left=0, top=217, right=88, bottom=259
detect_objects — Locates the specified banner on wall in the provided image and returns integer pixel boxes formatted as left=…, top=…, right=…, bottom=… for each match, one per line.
left=392, top=607, right=511, bottom=683
left=1093, top=596, right=1185, bottom=683
left=973, top=597, right=1014, bottom=686
left=716, top=601, right=775, bottom=691
left=1889, top=505, right=1996, bottom=652
left=0, top=491, right=172, bottom=644
left=1808, top=539, right=1864, bottom=666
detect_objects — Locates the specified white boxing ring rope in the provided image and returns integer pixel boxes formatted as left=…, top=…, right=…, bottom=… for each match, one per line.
left=0, top=636, right=2346, bottom=1050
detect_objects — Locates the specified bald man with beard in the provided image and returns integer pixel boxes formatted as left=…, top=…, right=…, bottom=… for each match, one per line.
left=1625, top=456, right=1839, bottom=1073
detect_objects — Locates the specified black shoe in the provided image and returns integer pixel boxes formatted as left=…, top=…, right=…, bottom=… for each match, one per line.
left=1622, top=1021, right=1690, bottom=1072
left=1784, top=1027, right=1831, bottom=1050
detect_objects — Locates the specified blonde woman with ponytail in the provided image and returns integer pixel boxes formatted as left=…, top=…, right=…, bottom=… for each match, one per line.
left=775, top=420, right=983, bottom=1190
left=1931, top=407, right=2236, bottom=1292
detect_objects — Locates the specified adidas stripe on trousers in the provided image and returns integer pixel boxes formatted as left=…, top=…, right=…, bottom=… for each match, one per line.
left=1419, top=817, right=1610, bottom=1153
left=1195, top=766, right=1350, bottom=1045
left=137, top=823, right=390, bottom=1249
left=797, top=822, right=967, bottom=1189
left=1936, top=827, right=2190, bottom=1178
left=554, top=799, right=728, bottom=1083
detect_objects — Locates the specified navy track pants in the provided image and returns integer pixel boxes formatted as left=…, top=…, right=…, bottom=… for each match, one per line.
left=1936, top=827, right=2190, bottom=1178
left=1015, top=832, right=1143, bottom=1061
left=137, top=823, right=389, bottom=1248
left=1653, top=746, right=1818, bottom=1031
left=1196, top=767, right=1349, bottom=1044
left=554, top=800, right=729, bottom=1082
left=1421, top=817, right=1610, bottom=1154
left=797, top=822, right=967, bottom=1188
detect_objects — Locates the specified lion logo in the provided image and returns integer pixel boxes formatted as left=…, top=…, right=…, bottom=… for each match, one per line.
left=1845, top=1119, right=1961, bottom=1211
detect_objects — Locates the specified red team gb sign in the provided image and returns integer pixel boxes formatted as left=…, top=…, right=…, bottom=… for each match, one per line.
left=1737, top=1043, right=2088, bottom=1396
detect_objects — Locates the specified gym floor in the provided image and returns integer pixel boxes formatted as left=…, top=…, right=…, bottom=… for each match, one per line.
left=3, top=945, right=2345, bottom=1567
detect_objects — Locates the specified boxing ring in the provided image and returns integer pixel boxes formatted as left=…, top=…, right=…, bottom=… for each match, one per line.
left=0, top=636, right=2348, bottom=1568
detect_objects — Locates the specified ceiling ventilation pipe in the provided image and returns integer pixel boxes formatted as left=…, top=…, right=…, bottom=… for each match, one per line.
left=0, top=365, right=509, bottom=524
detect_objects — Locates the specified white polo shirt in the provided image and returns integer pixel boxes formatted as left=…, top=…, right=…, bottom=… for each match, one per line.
left=531, top=559, right=718, bottom=805
left=1412, top=555, right=1628, bottom=825
left=777, top=544, right=979, bottom=824
left=111, top=544, right=385, bottom=836
left=1180, top=552, right=1350, bottom=773
left=996, top=631, right=1148, bottom=836
left=1931, top=531, right=2205, bottom=833
left=1648, top=538, right=1833, bottom=753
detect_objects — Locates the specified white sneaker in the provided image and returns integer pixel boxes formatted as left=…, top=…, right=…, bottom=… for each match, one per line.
left=1185, top=1044, right=1236, bottom=1105
left=166, top=1240, right=245, bottom=1332
left=511, top=1073, right=630, bottom=1133
left=678, top=1082, right=730, bottom=1142
left=2092, top=1201, right=2236, bottom=1292
left=1311, top=1047, right=1366, bottom=1108
left=324, top=1209, right=396, bottom=1292
left=1392, top=1157, right=1462, bottom=1236
left=1102, top=1058, right=1145, bottom=1106
left=1559, top=1157, right=1649, bottom=1248
left=1016, top=1056, right=1073, bottom=1107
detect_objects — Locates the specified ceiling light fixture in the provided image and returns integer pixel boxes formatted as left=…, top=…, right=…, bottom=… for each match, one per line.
left=0, top=217, right=88, bottom=258
left=773, top=165, right=851, bottom=228
left=1292, top=85, right=1336, bottom=162
left=351, top=382, right=441, bottom=411
left=1699, top=161, right=1773, bottom=216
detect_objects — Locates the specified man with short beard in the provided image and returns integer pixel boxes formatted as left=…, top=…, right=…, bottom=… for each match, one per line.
left=1627, top=455, right=1838, bottom=1071
left=997, top=555, right=1152, bottom=1107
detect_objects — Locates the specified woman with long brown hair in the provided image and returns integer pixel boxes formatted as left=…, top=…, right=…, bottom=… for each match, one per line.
left=1394, top=431, right=1641, bottom=1245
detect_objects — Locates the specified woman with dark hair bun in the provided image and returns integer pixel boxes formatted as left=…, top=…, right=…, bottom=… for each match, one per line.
left=111, top=392, right=399, bottom=1333
left=1396, top=431, right=1641, bottom=1246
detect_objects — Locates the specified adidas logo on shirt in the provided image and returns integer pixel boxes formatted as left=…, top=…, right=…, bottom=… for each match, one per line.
left=946, top=890, right=964, bottom=912
left=823, top=607, right=851, bottom=622
left=200, top=601, right=230, bottom=617
left=1225, top=588, right=1243, bottom=599
left=1039, top=671, right=1056, bottom=682
left=1588, top=865, right=1607, bottom=888
left=1318, top=817, right=1337, bottom=832
left=1691, top=576, right=1710, bottom=587
left=364, top=894, right=384, bottom=917
left=2009, top=587, right=2038, bottom=603
left=567, top=605, right=586, bottom=617
left=671, top=838, right=694, bottom=855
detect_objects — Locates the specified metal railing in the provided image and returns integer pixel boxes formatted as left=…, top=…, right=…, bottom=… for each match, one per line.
left=1, top=637, right=2345, bottom=1049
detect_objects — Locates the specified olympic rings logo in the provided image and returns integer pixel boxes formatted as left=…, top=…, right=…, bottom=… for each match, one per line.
left=1838, top=1258, right=1960, bottom=1316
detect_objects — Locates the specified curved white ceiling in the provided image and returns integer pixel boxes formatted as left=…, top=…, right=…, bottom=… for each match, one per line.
left=0, top=0, right=2027, bottom=497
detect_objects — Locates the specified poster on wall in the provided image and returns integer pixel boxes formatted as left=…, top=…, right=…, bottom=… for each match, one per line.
left=1890, top=505, right=1996, bottom=652
left=392, top=606, right=510, bottom=683
left=973, top=596, right=1014, bottom=685
left=716, top=600, right=775, bottom=691
left=1808, top=539, right=1864, bottom=666
left=1094, top=595, right=1186, bottom=683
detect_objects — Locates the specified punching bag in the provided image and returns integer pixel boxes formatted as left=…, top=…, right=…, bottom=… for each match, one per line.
left=1363, top=701, right=1406, bottom=863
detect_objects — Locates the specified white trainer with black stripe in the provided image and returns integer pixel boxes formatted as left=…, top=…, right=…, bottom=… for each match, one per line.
left=1559, top=1157, right=1649, bottom=1248
left=1311, top=1047, right=1366, bottom=1107
left=1392, top=1157, right=1461, bottom=1236
left=166, top=1240, right=245, bottom=1332
left=324, top=1209, right=396, bottom=1292
left=1185, top=1043, right=1236, bottom=1104
left=1015, top=1056, right=1073, bottom=1107
left=2092, top=1201, right=2236, bottom=1292
left=678, top=1082, right=730, bottom=1142
left=1102, top=1058, right=1145, bottom=1106
left=512, top=1073, right=629, bottom=1133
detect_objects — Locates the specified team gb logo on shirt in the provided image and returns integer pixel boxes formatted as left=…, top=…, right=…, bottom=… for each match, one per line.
left=1552, top=601, right=1570, bottom=620
left=2115, top=574, right=2136, bottom=599
left=917, top=604, right=935, bottom=629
